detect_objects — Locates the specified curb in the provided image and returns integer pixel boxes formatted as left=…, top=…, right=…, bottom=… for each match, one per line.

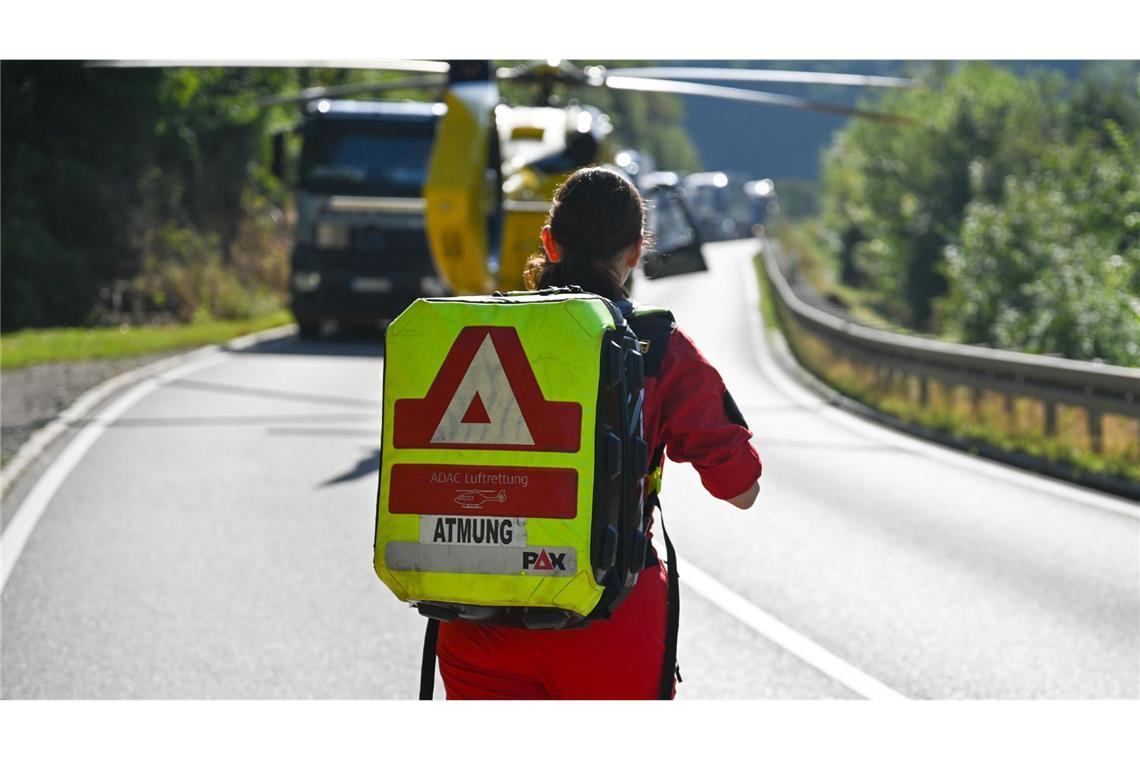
left=0, top=323, right=297, bottom=498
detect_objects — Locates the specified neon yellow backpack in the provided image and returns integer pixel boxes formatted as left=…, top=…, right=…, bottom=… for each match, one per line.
left=373, top=286, right=680, bottom=698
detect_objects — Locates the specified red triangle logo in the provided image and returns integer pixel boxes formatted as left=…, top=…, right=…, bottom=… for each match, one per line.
left=461, top=393, right=492, bottom=424
left=393, top=326, right=581, bottom=452
left=534, top=550, right=553, bottom=571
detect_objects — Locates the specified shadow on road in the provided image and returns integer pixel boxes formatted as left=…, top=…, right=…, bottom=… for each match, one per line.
left=164, top=378, right=377, bottom=409
left=266, top=426, right=378, bottom=439
left=321, top=448, right=381, bottom=487
left=102, top=412, right=376, bottom=428
left=759, top=437, right=913, bottom=453
left=231, top=330, right=385, bottom=360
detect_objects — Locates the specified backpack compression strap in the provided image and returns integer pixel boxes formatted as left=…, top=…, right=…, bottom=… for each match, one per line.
left=648, top=445, right=681, bottom=700
left=420, top=617, right=440, bottom=700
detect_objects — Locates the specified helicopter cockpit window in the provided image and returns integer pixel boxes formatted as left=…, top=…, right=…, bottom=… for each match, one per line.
left=300, top=124, right=435, bottom=195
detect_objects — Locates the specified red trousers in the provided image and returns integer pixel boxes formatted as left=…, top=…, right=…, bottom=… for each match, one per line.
left=436, top=561, right=674, bottom=699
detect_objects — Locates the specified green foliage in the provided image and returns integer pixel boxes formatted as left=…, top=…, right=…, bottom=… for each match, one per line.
left=822, top=63, right=1068, bottom=327
left=129, top=213, right=284, bottom=324
left=2, top=62, right=164, bottom=328
left=819, top=61, right=1140, bottom=365
left=769, top=178, right=819, bottom=219
left=943, top=126, right=1140, bottom=364
left=752, top=252, right=780, bottom=331
left=1, top=63, right=296, bottom=331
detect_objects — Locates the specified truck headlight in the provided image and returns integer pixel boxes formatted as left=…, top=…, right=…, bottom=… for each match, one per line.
left=316, top=221, right=350, bottom=249
left=293, top=272, right=322, bottom=292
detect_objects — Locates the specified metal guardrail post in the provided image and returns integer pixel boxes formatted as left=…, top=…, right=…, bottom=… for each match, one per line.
left=1089, top=412, right=1104, bottom=454
left=1044, top=401, right=1058, bottom=437
left=971, top=386, right=983, bottom=418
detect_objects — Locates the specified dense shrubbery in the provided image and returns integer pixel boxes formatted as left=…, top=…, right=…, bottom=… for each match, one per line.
left=3, top=63, right=163, bottom=328
left=1, top=62, right=296, bottom=331
left=945, top=125, right=1139, bottom=362
left=819, top=62, right=1140, bottom=366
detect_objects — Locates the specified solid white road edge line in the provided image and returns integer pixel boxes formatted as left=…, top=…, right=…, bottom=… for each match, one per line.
left=0, top=324, right=296, bottom=497
left=737, top=244, right=1140, bottom=521
left=0, top=353, right=228, bottom=592
left=0, top=351, right=208, bottom=497
left=678, top=558, right=908, bottom=700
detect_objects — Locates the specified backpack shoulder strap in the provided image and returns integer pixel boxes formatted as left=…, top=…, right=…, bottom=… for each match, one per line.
left=617, top=299, right=681, bottom=699
left=619, top=302, right=676, bottom=379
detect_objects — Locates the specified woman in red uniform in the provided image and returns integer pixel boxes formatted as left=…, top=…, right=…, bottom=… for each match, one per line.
left=435, top=166, right=762, bottom=699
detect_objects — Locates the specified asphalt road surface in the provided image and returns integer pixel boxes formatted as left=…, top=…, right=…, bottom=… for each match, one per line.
left=2, top=240, right=1137, bottom=699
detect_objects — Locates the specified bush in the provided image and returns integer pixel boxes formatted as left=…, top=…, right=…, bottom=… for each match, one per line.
left=1, top=63, right=298, bottom=332
left=818, top=61, right=1140, bottom=365
left=942, top=125, right=1140, bottom=364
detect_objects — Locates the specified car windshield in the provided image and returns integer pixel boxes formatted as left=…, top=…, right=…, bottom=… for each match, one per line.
left=300, top=121, right=436, bottom=195
left=648, top=190, right=695, bottom=253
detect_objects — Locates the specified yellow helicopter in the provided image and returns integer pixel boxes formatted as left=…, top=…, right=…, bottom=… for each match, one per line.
left=258, top=59, right=914, bottom=306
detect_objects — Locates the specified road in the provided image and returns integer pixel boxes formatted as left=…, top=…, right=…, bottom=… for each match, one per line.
left=2, top=240, right=1137, bottom=699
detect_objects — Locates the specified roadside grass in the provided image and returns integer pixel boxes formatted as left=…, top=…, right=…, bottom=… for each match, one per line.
left=0, top=310, right=293, bottom=370
left=753, top=253, right=780, bottom=331
left=754, top=251, right=1140, bottom=484
left=769, top=220, right=911, bottom=333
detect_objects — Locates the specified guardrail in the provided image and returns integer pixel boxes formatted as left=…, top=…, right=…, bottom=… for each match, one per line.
left=759, top=244, right=1139, bottom=482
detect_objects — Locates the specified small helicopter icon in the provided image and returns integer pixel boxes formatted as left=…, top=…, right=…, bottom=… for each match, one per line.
left=454, top=489, right=508, bottom=508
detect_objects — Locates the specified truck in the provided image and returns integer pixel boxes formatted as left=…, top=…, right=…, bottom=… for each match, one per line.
left=272, top=99, right=449, bottom=338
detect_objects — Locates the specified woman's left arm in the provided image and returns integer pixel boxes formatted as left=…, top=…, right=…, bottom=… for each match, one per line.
left=654, top=328, right=763, bottom=505
left=727, top=481, right=760, bottom=510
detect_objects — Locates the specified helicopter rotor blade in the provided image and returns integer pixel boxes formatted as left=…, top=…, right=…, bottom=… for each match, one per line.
left=255, top=75, right=449, bottom=106
left=88, top=59, right=451, bottom=73
left=495, top=60, right=590, bottom=86
left=602, top=67, right=916, bottom=89
left=602, top=75, right=913, bottom=124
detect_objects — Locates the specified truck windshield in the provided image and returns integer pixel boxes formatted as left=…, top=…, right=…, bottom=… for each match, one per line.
left=300, top=122, right=435, bottom=196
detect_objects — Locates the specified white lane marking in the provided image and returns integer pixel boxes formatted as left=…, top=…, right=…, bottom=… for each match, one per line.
left=0, top=353, right=228, bottom=592
left=737, top=246, right=1140, bottom=521
left=1, top=353, right=204, bottom=497
left=678, top=558, right=908, bottom=700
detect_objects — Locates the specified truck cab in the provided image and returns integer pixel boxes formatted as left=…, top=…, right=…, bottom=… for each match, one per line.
left=277, top=99, right=448, bottom=337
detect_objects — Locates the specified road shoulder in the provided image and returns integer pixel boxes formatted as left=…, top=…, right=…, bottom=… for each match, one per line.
left=0, top=325, right=297, bottom=530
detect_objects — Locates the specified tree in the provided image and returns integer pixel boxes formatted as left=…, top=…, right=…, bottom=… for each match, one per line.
left=821, top=63, right=1070, bottom=328
left=2, top=62, right=163, bottom=328
left=943, top=125, right=1140, bottom=365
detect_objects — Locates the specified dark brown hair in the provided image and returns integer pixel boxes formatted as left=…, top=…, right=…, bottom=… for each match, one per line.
left=523, top=166, right=646, bottom=301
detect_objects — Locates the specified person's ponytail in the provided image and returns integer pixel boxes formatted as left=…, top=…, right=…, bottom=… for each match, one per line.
left=523, top=166, right=646, bottom=300
left=525, top=248, right=625, bottom=300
